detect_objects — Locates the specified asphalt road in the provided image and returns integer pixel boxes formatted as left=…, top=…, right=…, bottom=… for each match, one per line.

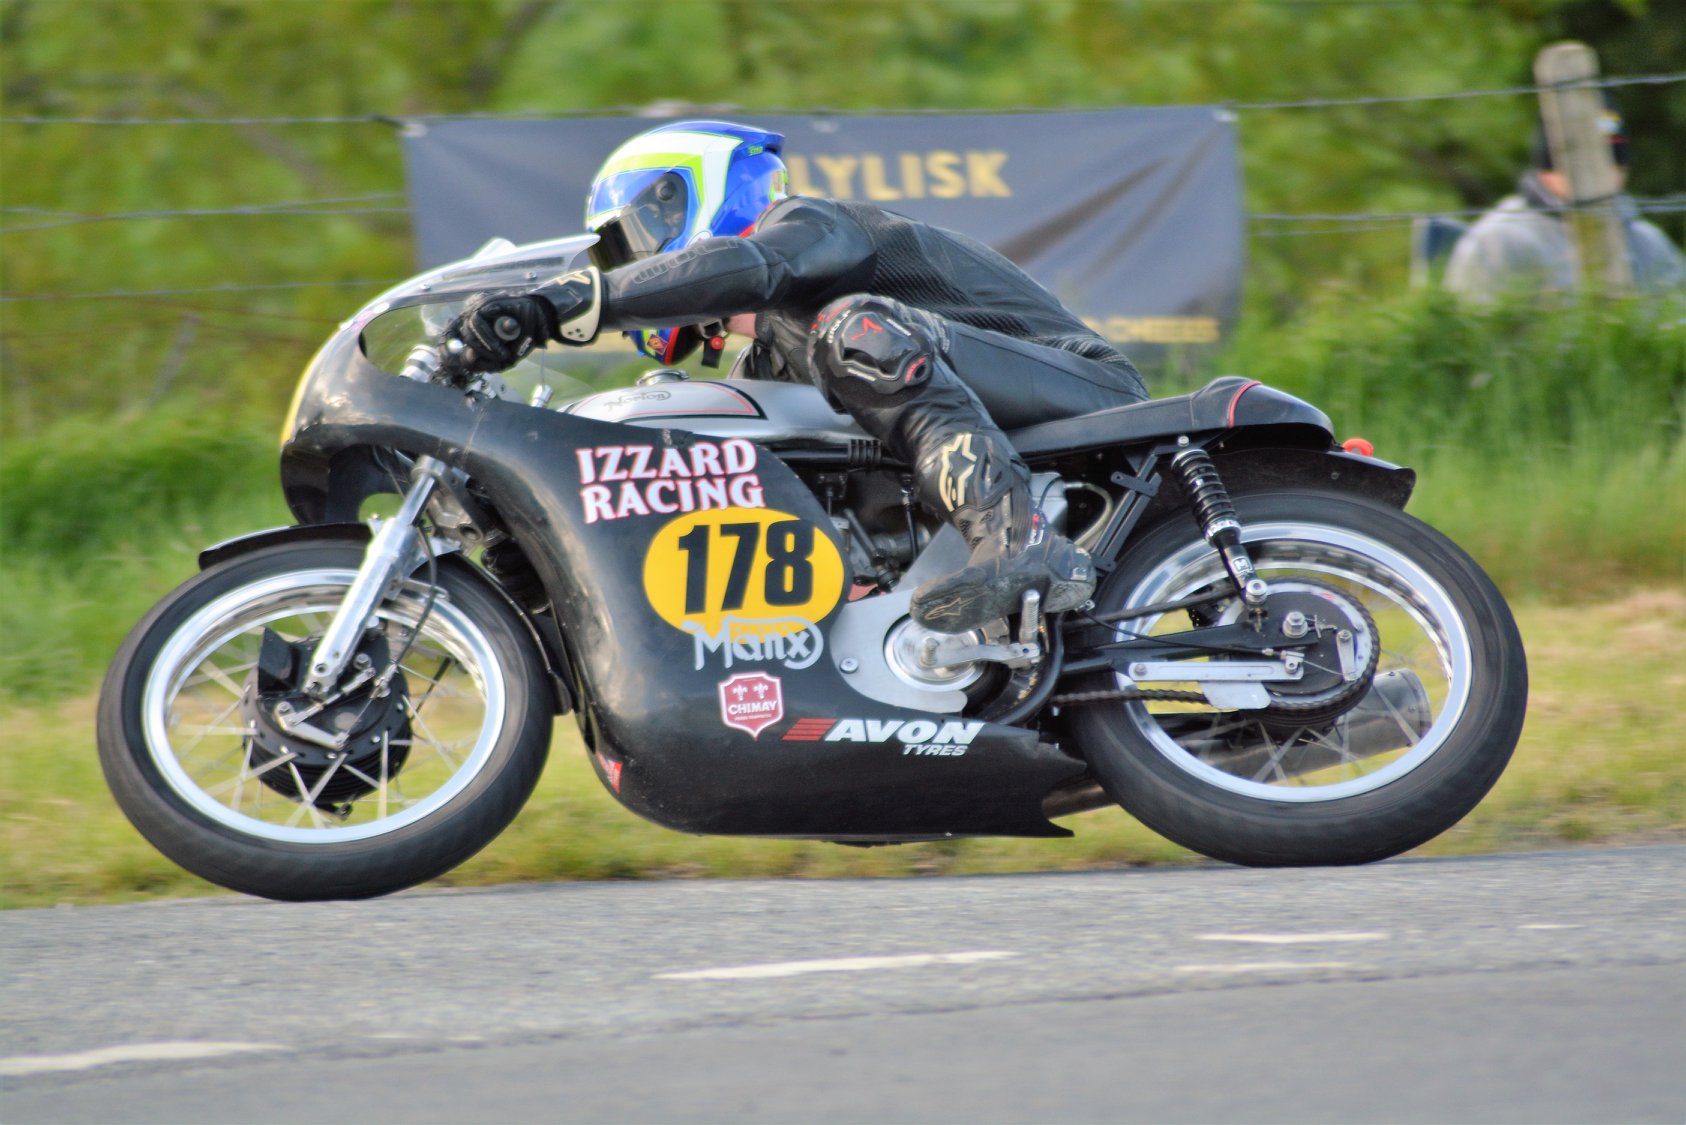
left=3, top=845, right=1681, bottom=1123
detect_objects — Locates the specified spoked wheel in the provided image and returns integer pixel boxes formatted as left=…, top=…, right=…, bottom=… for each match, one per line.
left=1064, top=489, right=1526, bottom=866
left=99, top=541, right=552, bottom=900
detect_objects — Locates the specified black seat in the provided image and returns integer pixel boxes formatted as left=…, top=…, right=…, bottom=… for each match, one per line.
left=1007, top=376, right=1331, bottom=459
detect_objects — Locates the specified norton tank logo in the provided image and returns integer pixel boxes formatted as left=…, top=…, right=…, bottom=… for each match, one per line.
left=782, top=717, right=985, bottom=757
left=644, top=508, right=845, bottom=670
left=718, top=672, right=784, bottom=740
left=577, top=438, right=763, bottom=524
left=599, top=390, right=672, bottom=407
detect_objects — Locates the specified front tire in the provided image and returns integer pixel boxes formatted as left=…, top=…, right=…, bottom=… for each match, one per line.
left=98, top=542, right=552, bottom=900
left=1064, top=490, right=1526, bottom=866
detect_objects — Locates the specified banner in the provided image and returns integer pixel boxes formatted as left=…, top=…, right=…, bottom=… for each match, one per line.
left=401, top=109, right=1243, bottom=355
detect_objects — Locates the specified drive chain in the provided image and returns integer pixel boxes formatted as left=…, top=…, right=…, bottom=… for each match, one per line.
left=1049, top=688, right=1209, bottom=706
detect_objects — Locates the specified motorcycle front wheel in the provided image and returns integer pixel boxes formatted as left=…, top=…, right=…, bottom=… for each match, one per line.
left=1064, top=489, right=1527, bottom=866
left=98, top=541, right=552, bottom=900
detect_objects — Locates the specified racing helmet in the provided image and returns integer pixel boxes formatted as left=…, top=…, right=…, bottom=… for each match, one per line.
left=585, top=120, right=789, bottom=363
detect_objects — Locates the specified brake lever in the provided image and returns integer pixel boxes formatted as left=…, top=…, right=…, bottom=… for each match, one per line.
left=431, top=337, right=472, bottom=387
left=427, top=310, right=523, bottom=389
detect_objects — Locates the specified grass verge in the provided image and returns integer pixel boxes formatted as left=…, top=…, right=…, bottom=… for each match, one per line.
left=4, top=591, right=1680, bottom=909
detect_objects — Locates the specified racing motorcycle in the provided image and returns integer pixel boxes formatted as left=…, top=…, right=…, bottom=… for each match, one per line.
left=99, top=235, right=1527, bottom=901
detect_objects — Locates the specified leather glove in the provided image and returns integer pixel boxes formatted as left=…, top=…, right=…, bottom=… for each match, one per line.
left=443, top=267, right=603, bottom=374
left=445, top=293, right=557, bottom=374
left=534, top=266, right=602, bottom=347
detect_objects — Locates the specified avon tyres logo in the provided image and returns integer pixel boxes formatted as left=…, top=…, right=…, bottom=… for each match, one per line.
left=644, top=508, right=845, bottom=672
left=782, top=718, right=986, bottom=757
left=718, top=672, right=783, bottom=739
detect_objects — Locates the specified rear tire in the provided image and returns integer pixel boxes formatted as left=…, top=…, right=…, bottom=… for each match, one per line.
left=98, top=542, right=552, bottom=900
left=1064, top=490, right=1526, bottom=866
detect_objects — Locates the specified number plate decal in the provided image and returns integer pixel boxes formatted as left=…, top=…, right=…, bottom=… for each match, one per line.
left=643, top=508, right=845, bottom=672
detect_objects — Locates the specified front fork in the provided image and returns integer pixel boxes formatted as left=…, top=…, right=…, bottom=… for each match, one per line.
left=301, top=454, right=446, bottom=697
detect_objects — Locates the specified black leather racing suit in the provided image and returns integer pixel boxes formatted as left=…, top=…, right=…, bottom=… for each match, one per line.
left=599, top=196, right=1147, bottom=425
left=593, top=195, right=1148, bottom=630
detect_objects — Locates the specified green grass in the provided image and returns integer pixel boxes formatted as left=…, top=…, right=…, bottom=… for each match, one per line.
left=1420, top=590, right=1686, bottom=853
left=1405, top=438, right=1686, bottom=598
left=1213, top=290, right=1686, bottom=597
left=3, top=593, right=1680, bottom=909
left=0, top=408, right=290, bottom=707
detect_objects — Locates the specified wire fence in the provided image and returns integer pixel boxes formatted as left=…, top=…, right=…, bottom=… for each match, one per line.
left=9, top=195, right=1685, bottom=300
left=1247, top=195, right=1686, bottom=237
left=0, top=280, right=391, bottom=304
left=3, top=70, right=1682, bottom=302
left=7, top=193, right=1682, bottom=241
left=3, top=69, right=1680, bottom=124
left=0, top=194, right=409, bottom=234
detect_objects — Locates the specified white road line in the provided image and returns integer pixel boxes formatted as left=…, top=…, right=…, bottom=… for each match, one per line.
left=1518, top=923, right=1584, bottom=931
left=1174, top=961, right=1355, bottom=974
left=656, top=950, right=1019, bottom=981
left=1196, top=932, right=1389, bottom=944
left=0, top=1041, right=286, bottom=1077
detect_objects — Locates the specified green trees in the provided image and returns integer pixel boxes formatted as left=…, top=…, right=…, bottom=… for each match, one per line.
left=4, top=0, right=1679, bottom=429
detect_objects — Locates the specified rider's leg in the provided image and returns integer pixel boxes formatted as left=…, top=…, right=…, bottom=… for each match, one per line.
left=932, top=320, right=1146, bottom=428
left=807, top=294, right=1118, bottom=634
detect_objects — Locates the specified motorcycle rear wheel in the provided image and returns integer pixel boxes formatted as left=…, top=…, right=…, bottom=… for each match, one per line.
left=1064, top=489, right=1526, bottom=866
left=98, top=541, right=551, bottom=900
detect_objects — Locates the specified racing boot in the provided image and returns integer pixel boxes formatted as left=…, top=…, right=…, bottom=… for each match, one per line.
left=808, top=293, right=1095, bottom=635
left=906, top=431, right=1094, bottom=633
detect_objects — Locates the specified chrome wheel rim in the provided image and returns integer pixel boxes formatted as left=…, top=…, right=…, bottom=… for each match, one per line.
left=140, top=568, right=507, bottom=842
left=1115, top=521, right=1473, bottom=802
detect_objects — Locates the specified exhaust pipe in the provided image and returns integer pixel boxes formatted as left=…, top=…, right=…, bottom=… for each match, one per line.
left=1041, top=776, right=1113, bottom=819
left=1203, top=669, right=1433, bottom=780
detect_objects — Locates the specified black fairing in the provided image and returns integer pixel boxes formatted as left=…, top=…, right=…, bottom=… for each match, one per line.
left=281, top=334, right=1080, bottom=841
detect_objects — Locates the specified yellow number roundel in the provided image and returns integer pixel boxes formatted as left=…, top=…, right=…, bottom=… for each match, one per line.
left=642, top=508, right=845, bottom=636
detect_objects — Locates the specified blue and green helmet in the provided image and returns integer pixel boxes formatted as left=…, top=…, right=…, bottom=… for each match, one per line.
left=585, top=120, right=790, bottom=362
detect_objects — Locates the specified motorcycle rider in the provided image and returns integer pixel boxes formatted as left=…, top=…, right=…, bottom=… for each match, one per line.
left=446, top=120, right=1148, bottom=634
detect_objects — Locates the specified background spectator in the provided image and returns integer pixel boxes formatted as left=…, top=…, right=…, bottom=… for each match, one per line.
left=1445, top=104, right=1686, bottom=299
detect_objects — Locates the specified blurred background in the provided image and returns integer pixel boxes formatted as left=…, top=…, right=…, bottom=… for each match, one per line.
left=2, top=0, right=1682, bottom=905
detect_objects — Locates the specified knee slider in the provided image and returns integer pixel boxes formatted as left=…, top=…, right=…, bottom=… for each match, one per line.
left=811, top=295, right=934, bottom=396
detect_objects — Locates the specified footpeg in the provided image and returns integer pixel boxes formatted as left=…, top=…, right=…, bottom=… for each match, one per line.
left=918, top=633, right=1040, bottom=671
left=919, top=590, right=1048, bottom=671
left=1017, top=589, right=1043, bottom=646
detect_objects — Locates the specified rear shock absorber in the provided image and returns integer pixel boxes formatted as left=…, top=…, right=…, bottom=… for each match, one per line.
left=1170, top=444, right=1268, bottom=608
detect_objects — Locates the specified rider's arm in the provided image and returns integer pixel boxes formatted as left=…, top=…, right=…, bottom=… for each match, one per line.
left=443, top=199, right=874, bottom=374
left=600, top=196, right=878, bottom=329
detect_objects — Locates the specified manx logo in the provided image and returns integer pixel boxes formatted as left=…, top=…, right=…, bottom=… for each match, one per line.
left=686, top=615, right=823, bottom=671
left=783, top=718, right=985, bottom=757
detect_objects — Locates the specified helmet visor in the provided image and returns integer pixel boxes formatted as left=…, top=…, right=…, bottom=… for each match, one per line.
left=586, top=169, right=692, bottom=270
